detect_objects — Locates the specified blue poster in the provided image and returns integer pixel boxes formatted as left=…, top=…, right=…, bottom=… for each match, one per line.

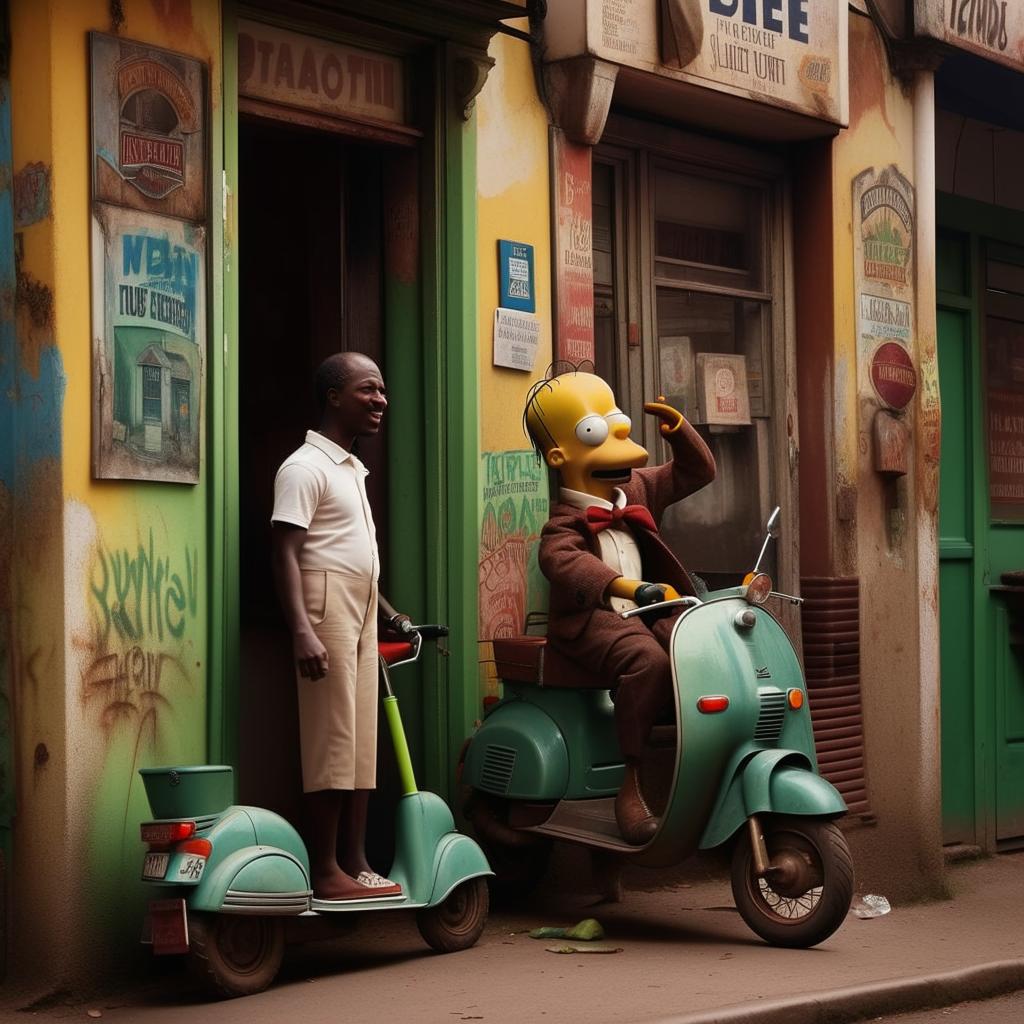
left=498, top=239, right=536, bottom=313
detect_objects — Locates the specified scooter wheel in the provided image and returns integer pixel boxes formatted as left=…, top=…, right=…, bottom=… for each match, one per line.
left=731, top=817, right=853, bottom=949
left=417, top=877, right=489, bottom=953
left=187, top=911, right=285, bottom=998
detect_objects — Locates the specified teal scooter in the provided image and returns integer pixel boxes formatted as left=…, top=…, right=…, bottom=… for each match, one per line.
left=139, top=625, right=491, bottom=997
left=462, top=509, right=854, bottom=948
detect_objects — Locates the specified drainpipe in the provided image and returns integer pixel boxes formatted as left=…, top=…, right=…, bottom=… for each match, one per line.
left=912, top=64, right=946, bottom=887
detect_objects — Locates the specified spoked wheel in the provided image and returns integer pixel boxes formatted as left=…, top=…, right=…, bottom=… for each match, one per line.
left=417, top=877, right=489, bottom=953
left=188, top=912, right=286, bottom=998
left=731, top=817, right=853, bottom=949
left=463, top=791, right=552, bottom=903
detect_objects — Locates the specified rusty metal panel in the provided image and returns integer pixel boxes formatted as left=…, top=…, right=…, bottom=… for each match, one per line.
left=801, top=576, right=871, bottom=818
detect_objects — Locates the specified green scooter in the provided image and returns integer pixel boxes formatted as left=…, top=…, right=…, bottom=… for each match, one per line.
left=138, top=624, right=491, bottom=997
left=462, top=508, right=854, bottom=948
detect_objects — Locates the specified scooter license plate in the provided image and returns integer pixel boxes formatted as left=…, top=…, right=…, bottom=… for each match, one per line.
left=142, top=852, right=169, bottom=880
left=174, top=854, right=206, bottom=882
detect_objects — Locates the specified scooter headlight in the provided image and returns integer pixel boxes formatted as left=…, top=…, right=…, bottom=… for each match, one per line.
left=744, top=573, right=773, bottom=605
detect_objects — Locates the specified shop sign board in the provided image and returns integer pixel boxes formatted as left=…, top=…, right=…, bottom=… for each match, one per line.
left=915, top=1, right=1024, bottom=72
left=547, top=0, right=847, bottom=125
left=853, top=165, right=917, bottom=411
left=90, top=33, right=207, bottom=221
left=493, top=308, right=541, bottom=371
left=91, top=205, right=206, bottom=483
left=552, top=130, right=595, bottom=365
left=237, top=19, right=405, bottom=126
left=985, top=315, right=1024, bottom=518
left=499, top=240, right=536, bottom=313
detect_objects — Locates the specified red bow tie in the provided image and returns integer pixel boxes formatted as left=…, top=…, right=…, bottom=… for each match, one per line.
left=585, top=504, right=657, bottom=534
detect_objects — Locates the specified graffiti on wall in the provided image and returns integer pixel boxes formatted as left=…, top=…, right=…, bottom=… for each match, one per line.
left=479, top=450, right=549, bottom=641
left=79, top=526, right=199, bottom=742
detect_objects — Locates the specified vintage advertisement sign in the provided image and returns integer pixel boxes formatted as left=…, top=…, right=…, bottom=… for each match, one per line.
left=237, top=19, right=406, bottom=126
left=853, top=165, right=917, bottom=409
left=552, top=130, right=595, bottom=365
left=92, top=206, right=205, bottom=483
left=547, top=0, right=847, bottom=125
left=90, top=33, right=207, bottom=221
left=499, top=240, right=536, bottom=313
left=915, top=1, right=1024, bottom=73
left=986, top=315, right=1024, bottom=518
left=479, top=451, right=549, bottom=643
left=493, top=308, right=541, bottom=372
left=695, top=352, right=752, bottom=426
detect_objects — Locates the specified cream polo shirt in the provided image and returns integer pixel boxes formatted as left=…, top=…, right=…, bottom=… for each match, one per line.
left=560, top=486, right=641, bottom=613
left=272, top=430, right=379, bottom=580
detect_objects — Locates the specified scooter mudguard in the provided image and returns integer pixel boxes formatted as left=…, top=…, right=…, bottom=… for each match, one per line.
left=427, top=832, right=493, bottom=906
left=462, top=702, right=569, bottom=800
left=699, top=748, right=847, bottom=850
left=388, top=791, right=492, bottom=904
left=190, top=846, right=311, bottom=914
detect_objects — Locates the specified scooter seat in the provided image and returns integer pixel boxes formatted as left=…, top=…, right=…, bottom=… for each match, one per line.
left=493, top=636, right=607, bottom=689
left=378, top=641, right=415, bottom=665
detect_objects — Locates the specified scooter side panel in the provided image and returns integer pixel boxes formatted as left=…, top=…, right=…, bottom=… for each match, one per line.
left=390, top=791, right=458, bottom=903
left=190, top=847, right=311, bottom=913
left=463, top=700, right=570, bottom=800
left=245, top=807, right=311, bottom=875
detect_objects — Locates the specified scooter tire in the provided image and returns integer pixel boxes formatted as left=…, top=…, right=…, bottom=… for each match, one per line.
left=187, top=911, right=285, bottom=998
left=731, top=817, right=853, bottom=949
left=417, top=877, right=489, bottom=954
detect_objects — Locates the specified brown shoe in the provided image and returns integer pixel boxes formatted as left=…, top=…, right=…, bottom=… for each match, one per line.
left=615, top=762, right=659, bottom=845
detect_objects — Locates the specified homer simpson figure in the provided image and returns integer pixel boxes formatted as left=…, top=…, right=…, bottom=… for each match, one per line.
left=525, top=366, right=716, bottom=844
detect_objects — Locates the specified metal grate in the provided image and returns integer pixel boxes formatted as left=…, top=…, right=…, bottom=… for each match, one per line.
left=479, top=744, right=518, bottom=796
left=754, top=689, right=787, bottom=742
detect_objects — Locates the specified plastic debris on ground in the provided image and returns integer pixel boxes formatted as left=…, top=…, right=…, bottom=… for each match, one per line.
left=544, top=944, right=623, bottom=954
left=850, top=893, right=891, bottom=918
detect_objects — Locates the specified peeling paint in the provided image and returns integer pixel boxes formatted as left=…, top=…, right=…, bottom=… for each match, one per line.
left=12, top=163, right=51, bottom=229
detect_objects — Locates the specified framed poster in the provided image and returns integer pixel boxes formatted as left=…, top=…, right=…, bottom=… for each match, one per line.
left=91, top=205, right=205, bottom=483
left=90, top=32, right=207, bottom=222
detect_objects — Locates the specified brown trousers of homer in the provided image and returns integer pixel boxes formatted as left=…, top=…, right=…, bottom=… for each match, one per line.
left=551, top=608, right=678, bottom=761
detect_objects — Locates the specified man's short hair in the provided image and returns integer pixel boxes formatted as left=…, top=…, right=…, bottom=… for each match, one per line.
left=314, top=352, right=375, bottom=415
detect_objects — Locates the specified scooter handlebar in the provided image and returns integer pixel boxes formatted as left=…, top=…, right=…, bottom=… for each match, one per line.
left=619, top=596, right=701, bottom=619
left=409, top=623, right=449, bottom=640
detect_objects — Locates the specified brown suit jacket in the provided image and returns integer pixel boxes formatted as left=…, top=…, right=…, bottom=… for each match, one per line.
left=538, top=423, right=716, bottom=647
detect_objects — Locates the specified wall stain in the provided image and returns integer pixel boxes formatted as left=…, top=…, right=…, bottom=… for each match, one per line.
left=849, top=18, right=896, bottom=138
left=12, top=162, right=51, bottom=229
left=150, top=0, right=194, bottom=36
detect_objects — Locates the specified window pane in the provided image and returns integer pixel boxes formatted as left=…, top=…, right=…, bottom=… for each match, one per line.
left=143, top=365, right=161, bottom=422
left=653, top=166, right=765, bottom=291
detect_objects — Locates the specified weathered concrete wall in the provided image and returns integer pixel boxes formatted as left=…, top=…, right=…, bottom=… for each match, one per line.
left=829, top=9, right=944, bottom=898
left=5, top=0, right=220, bottom=991
left=475, top=21, right=554, bottom=698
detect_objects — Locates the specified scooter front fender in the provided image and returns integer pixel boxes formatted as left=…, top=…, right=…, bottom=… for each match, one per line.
left=699, top=749, right=847, bottom=850
left=427, top=832, right=493, bottom=906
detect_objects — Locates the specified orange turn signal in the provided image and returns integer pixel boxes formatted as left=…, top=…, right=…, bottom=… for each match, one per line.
left=787, top=688, right=804, bottom=710
left=175, top=837, right=212, bottom=857
left=697, top=695, right=730, bottom=714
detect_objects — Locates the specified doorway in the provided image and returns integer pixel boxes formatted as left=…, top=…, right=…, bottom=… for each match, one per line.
left=235, top=116, right=404, bottom=859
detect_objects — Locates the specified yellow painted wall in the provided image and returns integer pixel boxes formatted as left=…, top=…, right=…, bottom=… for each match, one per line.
left=827, top=8, right=943, bottom=895
left=8, top=0, right=220, bottom=985
left=475, top=24, right=553, bottom=693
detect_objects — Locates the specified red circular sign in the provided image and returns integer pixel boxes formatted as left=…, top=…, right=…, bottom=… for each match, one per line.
left=870, top=342, right=917, bottom=410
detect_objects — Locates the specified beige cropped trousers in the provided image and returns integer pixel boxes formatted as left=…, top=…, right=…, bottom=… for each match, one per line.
left=296, top=569, right=379, bottom=792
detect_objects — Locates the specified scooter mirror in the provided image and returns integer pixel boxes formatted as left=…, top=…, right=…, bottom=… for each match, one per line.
left=766, top=506, right=781, bottom=539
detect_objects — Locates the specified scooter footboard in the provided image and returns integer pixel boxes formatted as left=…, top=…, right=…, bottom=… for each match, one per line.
left=699, top=749, right=847, bottom=850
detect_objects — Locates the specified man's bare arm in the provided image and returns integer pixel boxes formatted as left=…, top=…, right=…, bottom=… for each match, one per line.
left=271, top=524, right=330, bottom=681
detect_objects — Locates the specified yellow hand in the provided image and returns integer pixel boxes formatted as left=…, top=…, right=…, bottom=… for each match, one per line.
left=643, top=395, right=685, bottom=435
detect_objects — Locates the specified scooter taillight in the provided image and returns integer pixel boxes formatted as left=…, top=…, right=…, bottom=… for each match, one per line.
left=697, top=695, right=730, bottom=714
left=175, top=838, right=212, bottom=857
left=141, top=821, right=196, bottom=847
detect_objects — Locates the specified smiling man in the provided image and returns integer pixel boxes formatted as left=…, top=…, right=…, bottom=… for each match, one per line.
left=271, top=351, right=404, bottom=901
left=525, top=367, right=716, bottom=844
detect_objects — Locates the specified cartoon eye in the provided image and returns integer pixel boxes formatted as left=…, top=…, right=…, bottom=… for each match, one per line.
left=575, top=415, right=609, bottom=446
left=605, top=411, right=631, bottom=433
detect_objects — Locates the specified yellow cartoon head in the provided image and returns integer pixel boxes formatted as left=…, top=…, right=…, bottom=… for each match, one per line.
left=524, top=370, right=648, bottom=499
